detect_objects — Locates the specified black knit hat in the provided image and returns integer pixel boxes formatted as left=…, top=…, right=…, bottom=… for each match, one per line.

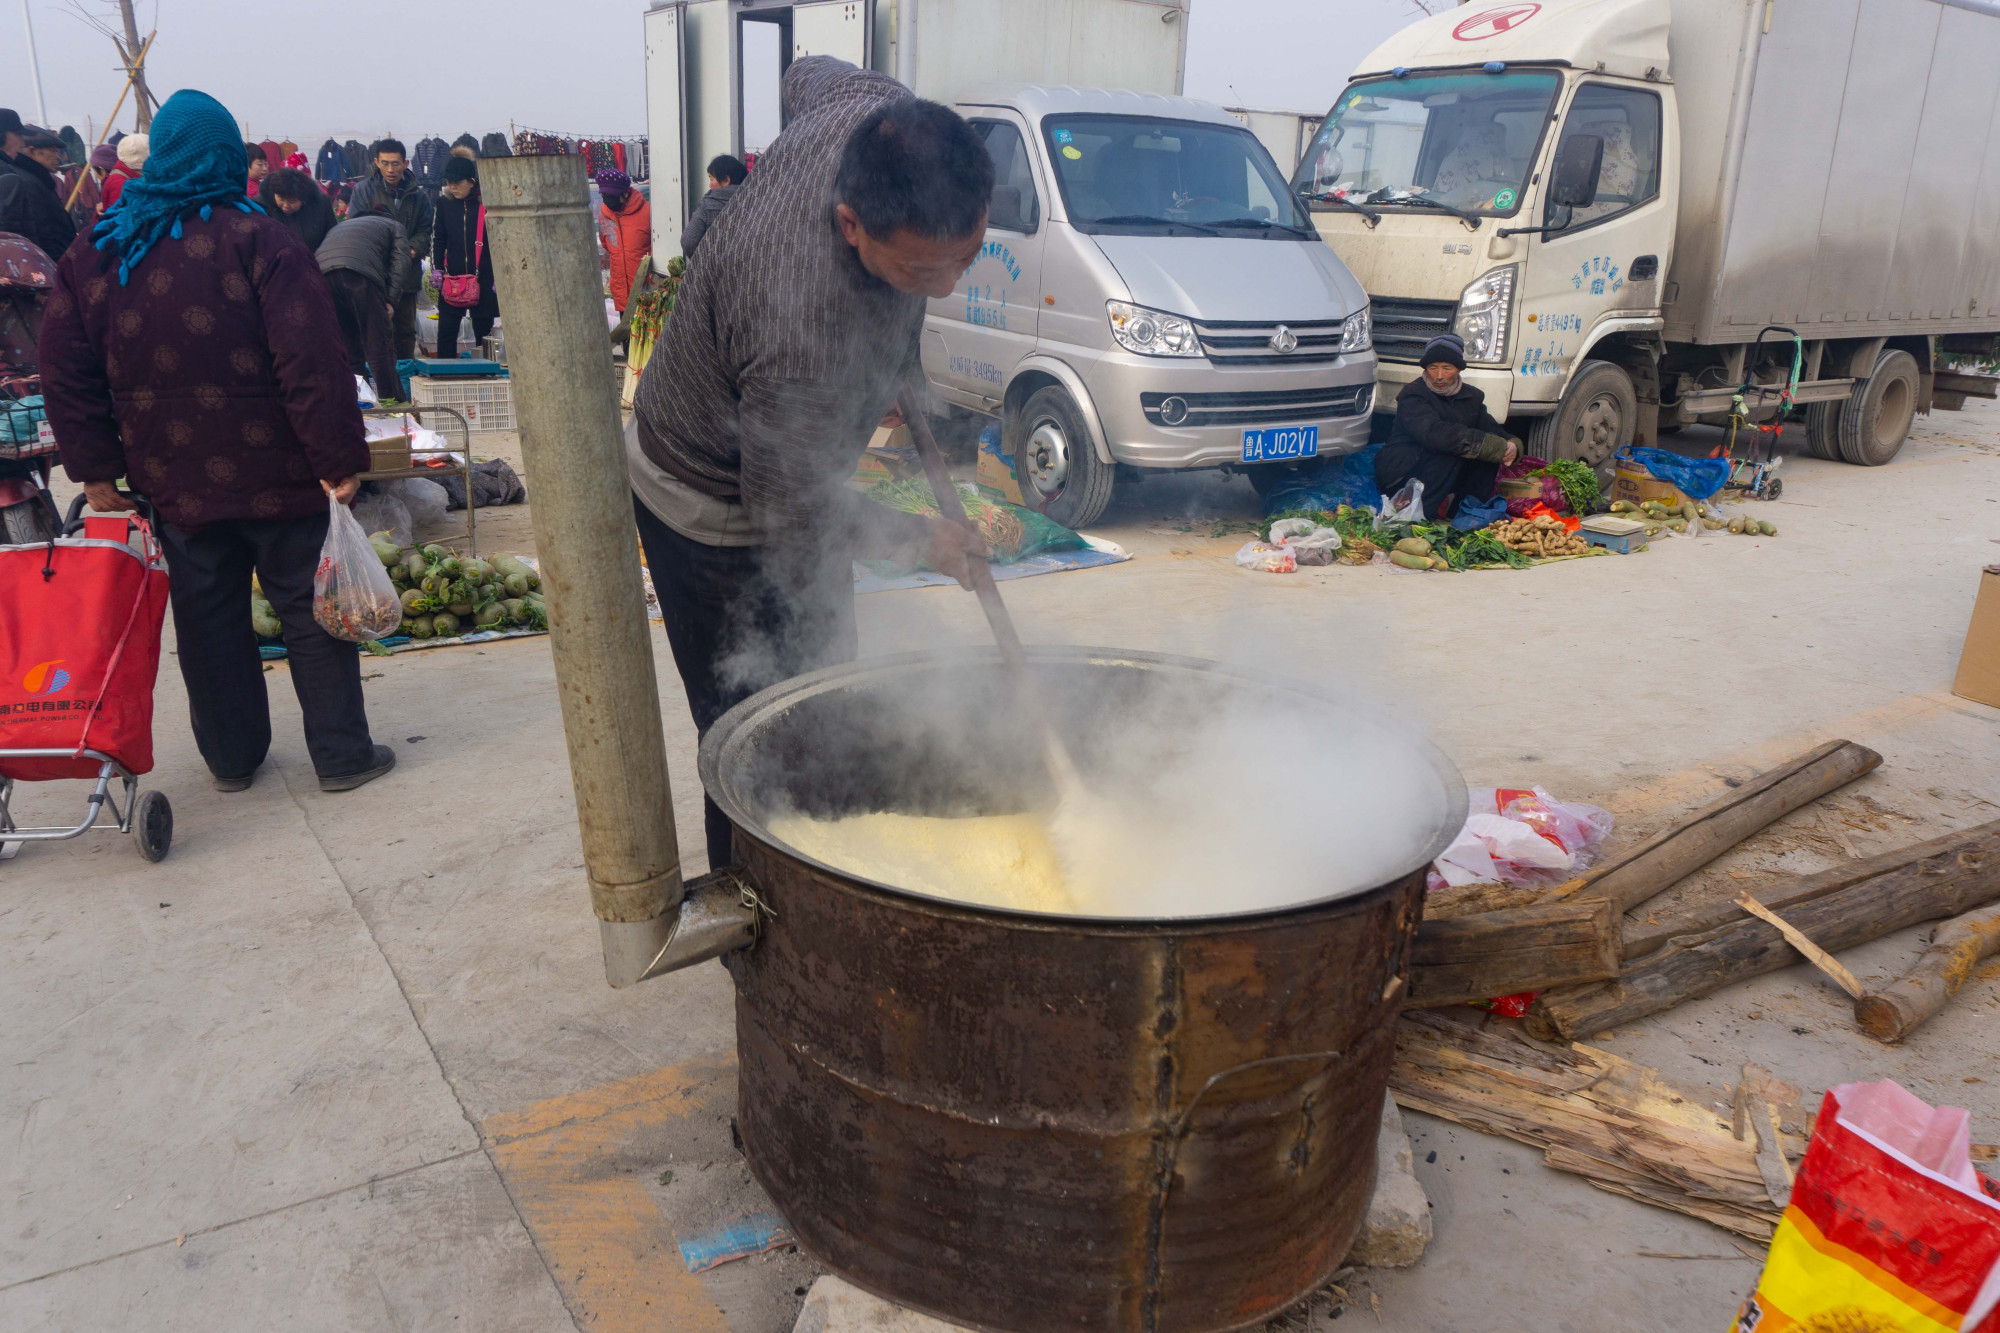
left=0, top=108, right=22, bottom=139
left=442, top=154, right=478, bottom=184
left=1420, top=333, right=1467, bottom=370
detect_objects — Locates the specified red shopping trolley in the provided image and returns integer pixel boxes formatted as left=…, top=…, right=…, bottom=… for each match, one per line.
left=0, top=493, right=173, bottom=861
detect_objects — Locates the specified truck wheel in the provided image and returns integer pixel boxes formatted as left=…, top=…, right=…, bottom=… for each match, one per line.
left=1835, top=349, right=1919, bottom=466
left=1016, top=386, right=1115, bottom=529
left=1245, top=465, right=1292, bottom=498
left=1803, top=400, right=1844, bottom=460
left=1527, top=361, right=1636, bottom=481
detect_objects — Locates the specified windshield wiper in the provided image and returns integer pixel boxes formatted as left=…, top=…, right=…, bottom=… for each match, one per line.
left=1086, top=214, right=1221, bottom=235
left=1306, top=191, right=1380, bottom=228
left=1210, top=217, right=1318, bottom=240
left=1377, top=194, right=1483, bottom=230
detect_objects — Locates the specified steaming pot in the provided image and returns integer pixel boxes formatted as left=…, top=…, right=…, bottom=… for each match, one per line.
left=693, top=647, right=1464, bottom=1333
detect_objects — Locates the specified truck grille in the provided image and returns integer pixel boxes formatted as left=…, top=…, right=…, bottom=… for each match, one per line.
left=1140, top=384, right=1374, bottom=429
left=1191, top=316, right=1349, bottom=366
left=1371, top=296, right=1458, bottom=362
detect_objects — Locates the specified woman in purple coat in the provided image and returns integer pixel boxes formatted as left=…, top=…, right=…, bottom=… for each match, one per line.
left=37, top=89, right=396, bottom=793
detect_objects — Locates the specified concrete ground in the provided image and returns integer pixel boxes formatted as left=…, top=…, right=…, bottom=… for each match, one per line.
left=4, top=398, right=1998, bottom=1333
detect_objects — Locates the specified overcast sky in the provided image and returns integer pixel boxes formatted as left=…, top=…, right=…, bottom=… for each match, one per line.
left=9, top=0, right=1430, bottom=149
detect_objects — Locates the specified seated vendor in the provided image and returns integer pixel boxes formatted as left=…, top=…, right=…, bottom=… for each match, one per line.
left=1374, top=333, right=1520, bottom=519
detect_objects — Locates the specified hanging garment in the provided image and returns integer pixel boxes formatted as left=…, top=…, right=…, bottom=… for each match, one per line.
left=410, top=136, right=450, bottom=189
left=315, top=139, right=346, bottom=183
left=58, top=125, right=87, bottom=168
left=452, top=133, right=479, bottom=155
left=343, top=140, right=368, bottom=177
left=613, top=142, right=627, bottom=174
left=479, top=132, right=512, bottom=158
left=277, top=140, right=298, bottom=161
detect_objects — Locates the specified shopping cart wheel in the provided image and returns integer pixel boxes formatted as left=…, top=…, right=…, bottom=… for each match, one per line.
left=1756, top=477, right=1783, bottom=501
left=133, top=790, right=173, bottom=862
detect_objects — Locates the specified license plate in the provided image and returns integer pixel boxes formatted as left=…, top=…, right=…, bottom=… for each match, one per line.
left=1241, top=425, right=1318, bottom=463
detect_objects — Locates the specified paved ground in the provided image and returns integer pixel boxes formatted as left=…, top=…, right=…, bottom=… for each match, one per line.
left=4, top=398, right=1998, bottom=1332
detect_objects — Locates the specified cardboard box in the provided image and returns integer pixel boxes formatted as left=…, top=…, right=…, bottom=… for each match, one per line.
left=1951, top=567, right=2000, bottom=709
left=1611, top=457, right=1691, bottom=511
left=851, top=424, right=919, bottom=488
left=367, top=434, right=412, bottom=473
left=975, top=429, right=1025, bottom=505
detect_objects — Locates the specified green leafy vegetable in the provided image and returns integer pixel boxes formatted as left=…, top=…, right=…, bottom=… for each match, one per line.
left=1529, top=458, right=1602, bottom=516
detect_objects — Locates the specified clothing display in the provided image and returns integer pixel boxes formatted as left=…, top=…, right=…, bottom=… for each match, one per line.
left=342, top=140, right=368, bottom=177
left=451, top=133, right=479, bottom=155
left=508, top=130, right=649, bottom=181
left=479, top=132, right=512, bottom=158
left=411, top=136, right=451, bottom=190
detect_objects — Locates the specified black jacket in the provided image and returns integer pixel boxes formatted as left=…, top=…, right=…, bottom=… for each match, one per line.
left=315, top=139, right=347, bottom=185
left=346, top=169, right=433, bottom=290
left=432, top=188, right=494, bottom=287
left=1378, top=375, right=1513, bottom=480
left=316, top=213, right=409, bottom=304
left=260, top=176, right=337, bottom=252
left=479, top=132, right=513, bottom=159
left=0, top=152, right=78, bottom=263
left=679, top=183, right=737, bottom=257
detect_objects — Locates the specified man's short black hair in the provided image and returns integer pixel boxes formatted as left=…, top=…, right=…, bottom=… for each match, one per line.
left=267, top=167, right=314, bottom=203
left=707, top=153, right=747, bottom=186
left=371, top=138, right=407, bottom=161
left=246, top=143, right=266, bottom=165
left=834, top=99, right=992, bottom=240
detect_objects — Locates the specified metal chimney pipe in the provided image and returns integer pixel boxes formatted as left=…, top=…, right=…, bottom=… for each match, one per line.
left=479, top=154, right=685, bottom=987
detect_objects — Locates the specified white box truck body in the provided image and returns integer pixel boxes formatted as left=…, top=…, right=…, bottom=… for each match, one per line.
left=1293, top=0, right=2000, bottom=473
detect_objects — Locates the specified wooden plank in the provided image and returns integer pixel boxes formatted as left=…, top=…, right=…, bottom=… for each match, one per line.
left=1854, top=901, right=2000, bottom=1044
left=1406, top=898, right=1621, bottom=1008
left=1734, top=895, right=1865, bottom=998
left=1622, top=821, right=2000, bottom=958
left=1527, top=826, right=2000, bottom=1041
left=1568, top=741, right=1882, bottom=914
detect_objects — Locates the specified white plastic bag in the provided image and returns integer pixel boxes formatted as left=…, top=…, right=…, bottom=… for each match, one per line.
left=1269, top=518, right=1341, bottom=566
left=400, top=477, right=450, bottom=534
left=1376, top=479, right=1425, bottom=527
left=313, top=492, right=404, bottom=642
left=1234, top=540, right=1297, bottom=573
left=1429, top=786, right=1614, bottom=888
left=350, top=484, right=414, bottom=550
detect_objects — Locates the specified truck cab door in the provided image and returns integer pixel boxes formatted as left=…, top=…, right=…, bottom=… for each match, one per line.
left=925, top=113, right=1047, bottom=411
left=1514, top=81, right=1675, bottom=400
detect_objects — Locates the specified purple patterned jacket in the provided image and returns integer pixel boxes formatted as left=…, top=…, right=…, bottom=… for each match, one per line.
left=37, top=209, right=369, bottom=528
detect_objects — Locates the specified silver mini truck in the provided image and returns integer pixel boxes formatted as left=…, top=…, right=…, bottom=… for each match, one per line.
left=922, top=85, right=1379, bottom=529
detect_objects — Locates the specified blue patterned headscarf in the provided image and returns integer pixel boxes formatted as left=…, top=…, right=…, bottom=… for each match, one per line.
left=92, top=89, right=263, bottom=285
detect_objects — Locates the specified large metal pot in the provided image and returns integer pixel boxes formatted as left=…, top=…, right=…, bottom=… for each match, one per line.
left=697, top=648, right=1464, bottom=1333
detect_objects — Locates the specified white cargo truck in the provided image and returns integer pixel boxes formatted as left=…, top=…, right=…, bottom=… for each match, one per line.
left=1292, top=0, right=2000, bottom=477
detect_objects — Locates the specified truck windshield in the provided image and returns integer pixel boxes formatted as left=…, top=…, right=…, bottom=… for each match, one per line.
left=1292, top=71, right=1562, bottom=219
left=1042, top=114, right=1314, bottom=238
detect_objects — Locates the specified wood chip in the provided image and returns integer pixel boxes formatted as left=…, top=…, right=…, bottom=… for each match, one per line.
left=1735, top=894, right=1866, bottom=998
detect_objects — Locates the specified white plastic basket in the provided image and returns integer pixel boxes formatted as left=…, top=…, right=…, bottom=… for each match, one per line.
left=409, top=376, right=514, bottom=434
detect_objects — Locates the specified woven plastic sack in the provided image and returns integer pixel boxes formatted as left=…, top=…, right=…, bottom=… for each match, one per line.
left=1730, top=1080, right=2000, bottom=1333
left=313, top=492, right=403, bottom=641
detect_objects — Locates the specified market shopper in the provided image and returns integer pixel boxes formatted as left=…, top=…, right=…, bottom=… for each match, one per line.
left=316, top=208, right=409, bottom=402
left=594, top=167, right=650, bottom=315
left=99, top=132, right=146, bottom=213
left=433, top=150, right=498, bottom=356
left=261, top=166, right=336, bottom=250
left=346, top=139, right=432, bottom=359
left=0, top=112, right=78, bottom=261
left=1374, top=333, right=1521, bottom=521
left=630, top=56, right=991, bottom=868
left=38, top=89, right=395, bottom=793
left=679, top=153, right=745, bottom=259
left=245, top=142, right=269, bottom=193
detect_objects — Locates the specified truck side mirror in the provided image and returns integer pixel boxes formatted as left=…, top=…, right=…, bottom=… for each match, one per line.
left=1549, top=134, right=1604, bottom=210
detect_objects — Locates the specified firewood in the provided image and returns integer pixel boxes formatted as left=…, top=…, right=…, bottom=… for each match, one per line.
left=1526, top=827, right=2000, bottom=1041
left=1566, top=740, right=1881, bottom=914
left=1854, top=901, right=2000, bottom=1043
left=1406, top=898, right=1621, bottom=1008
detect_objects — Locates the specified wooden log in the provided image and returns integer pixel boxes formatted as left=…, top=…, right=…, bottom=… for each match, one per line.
left=1526, top=827, right=2000, bottom=1041
left=1854, top=901, right=2000, bottom=1044
left=1622, top=821, right=2000, bottom=959
left=1568, top=740, right=1881, bottom=914
left=1406, top=898, right=1621, bottom=1008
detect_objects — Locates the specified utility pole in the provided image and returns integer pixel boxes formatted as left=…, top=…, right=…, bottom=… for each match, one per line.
left=115, top=0, right=155, bottom=129
left=20, top=0, right=50, bottom=126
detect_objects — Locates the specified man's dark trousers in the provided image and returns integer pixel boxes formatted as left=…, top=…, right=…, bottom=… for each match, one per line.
left=325, top=268, right=403, bottom=400
left=158, top=510, right=377, bottom=781
left=631, top=496, right=856, bottom=871
left=392, top=290, right=419, bottom=361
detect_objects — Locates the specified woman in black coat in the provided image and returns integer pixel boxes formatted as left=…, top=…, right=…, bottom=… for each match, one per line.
left=260, top=168, right=336, bottom=251
left=1374, top=333, right=1521, bottom=520
left=430, top=150, right=498, bottom=357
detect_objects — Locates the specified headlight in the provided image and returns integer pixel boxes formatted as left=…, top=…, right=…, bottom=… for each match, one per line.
left=1453, top=266, right=1516, bottom=364
left=1107, top=301, right=1202, bottom=357
left=1340, top=305, right=1371, bottom=353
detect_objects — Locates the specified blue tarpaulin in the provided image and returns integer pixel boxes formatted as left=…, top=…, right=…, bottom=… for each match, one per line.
left=1621, top=447, right=1733, bottom=501
left=1260, top=443, right=1385, bottom=516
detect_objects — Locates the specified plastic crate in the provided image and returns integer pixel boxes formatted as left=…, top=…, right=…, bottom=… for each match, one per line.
left=409, top=375, right=513, bottom=434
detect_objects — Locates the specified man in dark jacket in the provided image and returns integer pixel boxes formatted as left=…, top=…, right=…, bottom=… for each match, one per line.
left=316, top=210, right=408, bottom=401
left=1374, top=333, right=1520, bottom=519
left=0, top=111, right=78, bottom=261
left=679, top=153, right=745, bottom=258
left=345, top=138, right=432, bottom=359
left=39, top=88, right=394, bottom=794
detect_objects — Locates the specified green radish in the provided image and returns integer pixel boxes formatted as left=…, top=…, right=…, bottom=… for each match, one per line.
left=1393, top=537, right=1432, bottom=557
left=369, top=531, right=402, bottom=567
left=458, top=558, right=494, bottom=581
left=250, top=599, right=282, bottom=640
left=1758, top=520, right=1776, bottom=536
left=1389, top=550, right=1430, bottom=569
left=399, top=588, right=428, bottom=612
left=500, top=597, right=528, bottom=625
left=430, top=611, right=460, bottom=636
left=503, top=572, right=530, bottom=597
left=447, top=597, right=475, bottom=617
left=405, top=614, right=433, bottom=639
left=473, top=602, right=506, bottom=628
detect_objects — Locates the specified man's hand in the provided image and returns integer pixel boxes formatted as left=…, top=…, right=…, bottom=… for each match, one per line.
left=877, top=404, right=906, bottom=430
left=323, top=476, right=360, bottom=505
left=83, top=480, right=136, bottom=512
left=924, top=515, right=990, bottom=589
left=1503, top=439, right=1521, bottom=467
left=386, top=303, right=396, bottom=317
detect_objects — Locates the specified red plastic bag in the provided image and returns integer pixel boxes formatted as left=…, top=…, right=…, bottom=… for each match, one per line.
left=1731, top=1080, right=2000, bottom=1333
left=0, top=514, right=169, bottom=780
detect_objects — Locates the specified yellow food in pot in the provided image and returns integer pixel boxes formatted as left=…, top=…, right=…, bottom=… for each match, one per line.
left=770, top=811, right=1082, bottom=914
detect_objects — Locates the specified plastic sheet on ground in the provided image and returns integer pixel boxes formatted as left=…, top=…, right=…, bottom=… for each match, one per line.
left=854, top=536, right=1129, bottom=594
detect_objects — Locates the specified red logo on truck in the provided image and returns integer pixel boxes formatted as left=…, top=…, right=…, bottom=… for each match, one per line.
left=1453, top=4, right=1541, bottom=39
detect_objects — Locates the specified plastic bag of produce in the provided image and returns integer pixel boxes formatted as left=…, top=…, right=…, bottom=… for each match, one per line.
left=313, top=492, right=404, bottom=642
left=401, top=477, right=450, bottom=533
left=1376, top=478, right=1426, bottom=527
left=350, top=483, right=413, bottom=549
left=1233, top=540, right=1297, bottom=573
left=1730, top=1079, right=2000, bottom=1333
left=1269, top=517, right=1341, bottom=565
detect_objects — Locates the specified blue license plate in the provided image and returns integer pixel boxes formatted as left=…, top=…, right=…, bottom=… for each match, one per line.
left=1241, top=425, right=1319, bottom=463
